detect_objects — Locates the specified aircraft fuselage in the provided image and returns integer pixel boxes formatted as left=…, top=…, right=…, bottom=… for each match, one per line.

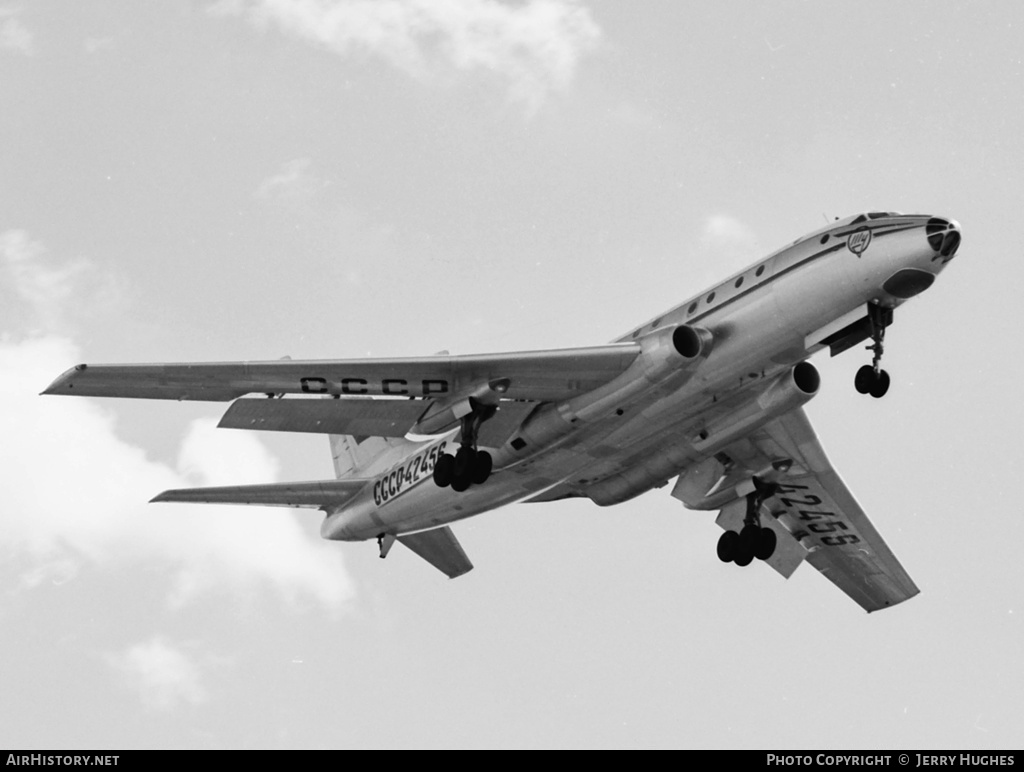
left=322, top=213, right=960, bottom=542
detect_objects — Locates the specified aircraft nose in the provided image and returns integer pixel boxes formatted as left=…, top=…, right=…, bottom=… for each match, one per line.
left=926, top=217, right=961, bottom=261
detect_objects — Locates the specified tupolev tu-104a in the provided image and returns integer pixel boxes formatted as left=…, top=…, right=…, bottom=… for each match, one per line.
left=44, top=212, right=962, bottom=612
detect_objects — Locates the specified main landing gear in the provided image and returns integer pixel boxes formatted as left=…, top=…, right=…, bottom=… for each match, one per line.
left=433, top=401, right=494, bottom=492
left=854, top=302, right=893, bottom=399
left=717, top=477, right=778, bottom=566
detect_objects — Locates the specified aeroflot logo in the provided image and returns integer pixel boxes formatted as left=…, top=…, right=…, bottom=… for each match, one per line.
left=846, top=227, right=872, bottom=256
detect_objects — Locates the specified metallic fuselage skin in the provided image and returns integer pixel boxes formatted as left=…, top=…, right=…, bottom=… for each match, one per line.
left=322, top=214, right=959, bottom=542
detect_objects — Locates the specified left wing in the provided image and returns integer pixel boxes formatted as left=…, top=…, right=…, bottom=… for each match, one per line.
left=41, top=344, right=640, bottom=403
left=681, top=407, right=919, bottom=612
left=762, top=409, right=919, bottom=611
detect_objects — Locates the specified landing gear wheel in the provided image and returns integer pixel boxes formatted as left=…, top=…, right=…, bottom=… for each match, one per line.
left=717, top=530, right=739, bottom=563
left=454, top=446, right=474, bottom=474
left=869, top=369, right=890, bottom=399
left=754, top=527, right=777, bottom=561
left=855, top=365, right=875, bottom=394
left=733, top=542, right=755, bottom=567
left=470, top=450, right=492, bottom=485
left=857, top=302, right=894, bottom=398
left=451, top=447, right=474, bottom=492
left=734, top=525, right=759, bottom=566
left=433, top=453, right=454, bottom=488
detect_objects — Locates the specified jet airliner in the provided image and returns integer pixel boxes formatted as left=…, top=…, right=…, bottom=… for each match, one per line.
left=44, top=212, right=962, bottom=612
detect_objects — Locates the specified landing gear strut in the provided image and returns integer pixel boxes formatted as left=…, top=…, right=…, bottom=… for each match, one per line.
left=433, top=400, right=494, bottom=492
left=717, top=477, right=778, bottom=566
left=855, top=303, right=893, bottom=399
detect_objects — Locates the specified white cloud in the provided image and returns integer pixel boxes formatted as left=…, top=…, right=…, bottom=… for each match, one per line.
left=699, top=214, right=760, bottom=262
left=0, top=231, right=356, bottom=610
left=700, top=215, right=757, bottom=254
left=108, top=638, right=209, bottom=711
left=254, top=157, right=315, bottom=202
left=83, top=36, right=115, bottom=54
left=212, top=0, right=602, bottom=112
left=0, top=230, right=88, bottom=332
left=688, top=215, right=761, bottom=286
left=0, top=9, right=33, bottom=56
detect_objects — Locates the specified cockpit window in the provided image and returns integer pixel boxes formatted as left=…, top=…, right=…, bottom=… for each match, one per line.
left=851, top=215, right=867, bottom=224
left=868, top=211, right=897, bottom=219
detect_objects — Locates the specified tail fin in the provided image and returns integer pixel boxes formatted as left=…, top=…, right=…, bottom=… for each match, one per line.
left=330, top=434, right=406, bottom=478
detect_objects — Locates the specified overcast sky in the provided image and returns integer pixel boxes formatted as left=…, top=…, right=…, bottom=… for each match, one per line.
left=2, top=0, right=1022, bottom=750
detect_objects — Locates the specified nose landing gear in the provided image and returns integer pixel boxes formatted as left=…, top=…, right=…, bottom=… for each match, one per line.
left=855, top=303, right=893, bottom=399
left=717, top=477, right=779, bottom=566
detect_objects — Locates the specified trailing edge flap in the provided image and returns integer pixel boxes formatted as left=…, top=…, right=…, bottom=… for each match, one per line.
left=151, top=478, right=370, bottom=509
left=219, top=397, right=538, bottom=447
left=397, top=526, right=473, bottom=579
left=220, top=398, right=425, bottom=437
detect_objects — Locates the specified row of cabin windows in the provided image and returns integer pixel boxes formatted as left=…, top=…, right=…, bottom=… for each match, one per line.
left=630, top=262, right=770, bottom=339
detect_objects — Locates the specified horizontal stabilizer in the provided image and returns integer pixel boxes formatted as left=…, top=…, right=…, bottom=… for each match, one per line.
left=151, top=478, right=370, bottom=509
left=397, top=526, right=473, bottom=579
left=220, top=398, right=424, bottom=437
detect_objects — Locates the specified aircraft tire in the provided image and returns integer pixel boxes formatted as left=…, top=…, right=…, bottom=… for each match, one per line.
left=433, top=454, right=455, bottom=488
left=754, top=527, right=777, bottom=560
left=451, top=473, right=471, bottom=493
left=453, top=447, right=473, bottom=477
left=470, top=450, right=492, bottom=485
left=734, top=525, right=760, bottom=566
left=869, top=369, right=890, bottom=399
left=717, top=530, right=739, bottom=562
left=855, top=365, right=874, bottom=394
left=733, top=544, right=755, bottom=567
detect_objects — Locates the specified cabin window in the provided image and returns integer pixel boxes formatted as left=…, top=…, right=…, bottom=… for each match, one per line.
left=687, top=302, right=697, bottom=314
left=755, top=265, right=765, bottom=277
left=706, top=292, right=716, bottom=304
left=734, top=277, right=743, bottom=288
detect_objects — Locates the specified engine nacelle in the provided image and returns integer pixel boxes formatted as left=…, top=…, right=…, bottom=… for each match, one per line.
left=561, top=324, right=713, bottom=424
left=410, top=378, right=511, bottom=435
left=690, top=361, right=820, bottom=456
left=586, top=361, right=820, bottom=508
left=489, top=325, right=712, bottom=469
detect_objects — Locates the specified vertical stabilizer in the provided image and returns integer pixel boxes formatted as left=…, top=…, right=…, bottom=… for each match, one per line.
left=330, top=434, right=406, bottom=478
